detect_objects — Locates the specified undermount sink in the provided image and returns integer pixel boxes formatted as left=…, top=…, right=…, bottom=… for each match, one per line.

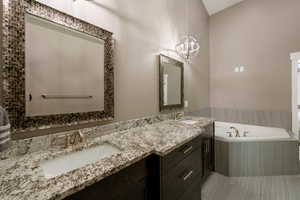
left=180, top=120, right=198, bottom=125
left=41, top=143, right=121, bottom=179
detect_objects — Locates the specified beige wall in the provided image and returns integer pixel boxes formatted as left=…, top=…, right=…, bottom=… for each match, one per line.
left=209, top=0, right=300, bottom=112
left=34, top=0, right=210, bottom=122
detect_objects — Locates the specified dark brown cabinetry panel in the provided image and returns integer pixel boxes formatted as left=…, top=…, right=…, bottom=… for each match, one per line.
left=162, top=147, right=202, bottom=200
left=160, top=123, right=214, bottom=200
left=202, top=138, right=213, bottom=179
left=64, top=158, right=149, bottom=200
left=202, top=124, right=215, bottom=180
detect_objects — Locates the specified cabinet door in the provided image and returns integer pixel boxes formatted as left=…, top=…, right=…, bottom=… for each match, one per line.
left=117, top=182, right=148, bottom=200
left=202, top=138, right=213, bottom=179
left=202, top=123, right=215, bottom=180
left=64, top=159, right=148, bottom=200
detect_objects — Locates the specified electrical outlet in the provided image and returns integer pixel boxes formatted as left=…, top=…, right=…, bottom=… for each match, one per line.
left=184, top=100, right=189, bottom=108
left=235, top=66, right=246, bottom=72
left=240, top=66, right=245, bottom=72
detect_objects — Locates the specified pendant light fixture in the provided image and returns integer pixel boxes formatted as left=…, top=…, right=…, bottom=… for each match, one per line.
left=175, top=0, right=200, bottom=63
left=175, top=35, right=200, bottom=63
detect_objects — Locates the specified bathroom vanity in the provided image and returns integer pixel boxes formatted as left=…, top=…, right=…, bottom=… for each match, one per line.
left=0, top=117, right=214, bottom=200
left=63, top=122, right=214, bottom=200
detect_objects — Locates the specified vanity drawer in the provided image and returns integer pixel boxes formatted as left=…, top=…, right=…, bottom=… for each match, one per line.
left=161, top=135, right=202, bottom=174
left=177, top=173, right=203, bottom=200
left=162, top=147, right=202, bottom=200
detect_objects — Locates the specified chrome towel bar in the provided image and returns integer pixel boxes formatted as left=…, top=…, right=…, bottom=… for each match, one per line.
left=41, top=94, right=93, bottom=99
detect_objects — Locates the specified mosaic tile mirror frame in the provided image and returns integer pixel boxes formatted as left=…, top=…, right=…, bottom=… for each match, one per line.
left=2, top=0, right=114, bottom=133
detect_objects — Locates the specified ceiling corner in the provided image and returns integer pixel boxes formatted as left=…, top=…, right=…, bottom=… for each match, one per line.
left=202, top=0, right=246, bottom=16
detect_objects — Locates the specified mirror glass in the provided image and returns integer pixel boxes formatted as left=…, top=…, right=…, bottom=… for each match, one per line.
left=159, top=55, right=184, bottom=111
left=25, top=14, right=105, bottom=117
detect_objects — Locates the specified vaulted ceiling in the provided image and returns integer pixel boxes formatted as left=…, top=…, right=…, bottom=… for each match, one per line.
left=202, top=0, right=246, bottom=15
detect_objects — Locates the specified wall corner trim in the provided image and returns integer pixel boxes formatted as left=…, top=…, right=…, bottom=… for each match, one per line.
left=290, top=52, right=300, bottom=60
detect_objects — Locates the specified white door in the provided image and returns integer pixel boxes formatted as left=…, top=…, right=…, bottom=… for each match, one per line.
left=291, top=52, right=300, bottom=139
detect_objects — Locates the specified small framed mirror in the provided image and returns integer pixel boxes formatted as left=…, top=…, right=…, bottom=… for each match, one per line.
left=159, top=55, right=184, bottom=111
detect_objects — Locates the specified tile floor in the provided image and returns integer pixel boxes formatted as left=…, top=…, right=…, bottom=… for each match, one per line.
left=202, top=173, right=300, bottom=200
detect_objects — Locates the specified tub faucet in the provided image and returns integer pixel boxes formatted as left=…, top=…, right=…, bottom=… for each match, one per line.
left=230, top=127, right=240, bottom=137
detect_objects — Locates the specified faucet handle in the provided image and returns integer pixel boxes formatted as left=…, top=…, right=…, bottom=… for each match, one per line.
left=65, top=130, right=86, bottom=148
left=226, top=132, right=233, bottom=137
left=65, top=134, right=75, bottom=148
left=77, top=130, right=85, bottom=143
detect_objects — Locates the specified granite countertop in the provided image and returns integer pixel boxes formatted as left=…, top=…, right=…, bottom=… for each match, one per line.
left=0, top=117, right=213, bottom=200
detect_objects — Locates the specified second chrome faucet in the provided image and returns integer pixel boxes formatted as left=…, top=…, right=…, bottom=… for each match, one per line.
left=66, top=130, right=85, bottom=148
left=229, top=126, right=240, bottom=137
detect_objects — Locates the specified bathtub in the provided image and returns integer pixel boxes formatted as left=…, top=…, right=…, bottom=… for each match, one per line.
left=214, top=121, right=299, bottom=177
left=215, top=121, right=293, bottom=142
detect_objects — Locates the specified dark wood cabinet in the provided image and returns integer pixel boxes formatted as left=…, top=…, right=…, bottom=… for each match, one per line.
left=64, top=158, right=149, bottom=200
left=162, top=147, right=203, bottom=200
left=159, top=123, right=215, bottom=200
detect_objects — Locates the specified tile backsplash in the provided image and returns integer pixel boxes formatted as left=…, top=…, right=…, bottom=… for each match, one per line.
left=1, top=111, right=184, bottom=158
left=187, top=107, right=291, bottom=131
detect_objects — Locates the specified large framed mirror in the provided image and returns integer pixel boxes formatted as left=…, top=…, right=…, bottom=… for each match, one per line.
left=159, top=55, right=184, bottom=111
left=2, top=0, right=114, bottom=133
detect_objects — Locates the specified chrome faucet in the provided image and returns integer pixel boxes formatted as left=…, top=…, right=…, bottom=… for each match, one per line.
left=66, top=130, right=85, bottom=148
left=230, top=126, right=240, bottom=137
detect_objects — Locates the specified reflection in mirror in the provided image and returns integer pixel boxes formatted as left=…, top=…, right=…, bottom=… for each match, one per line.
left=25, top=14, right=105, bottom=116
left=159, top=55, right=184, bottom=111
left=163, top=63, right=181, bottom=105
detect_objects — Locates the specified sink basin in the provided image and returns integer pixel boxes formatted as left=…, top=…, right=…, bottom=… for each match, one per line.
left=180, top=120, right=198, bottom=125
left=41, top=143, right=121, bottom=179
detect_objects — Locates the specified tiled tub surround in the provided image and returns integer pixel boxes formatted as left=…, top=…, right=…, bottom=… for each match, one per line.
left=215, top=140, right=300, bottom=177
left=0, top=116, right=213, bottom=200
left=214, top=122, right=299, bottom=177
left=188, top=108, right=292, bottom=131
